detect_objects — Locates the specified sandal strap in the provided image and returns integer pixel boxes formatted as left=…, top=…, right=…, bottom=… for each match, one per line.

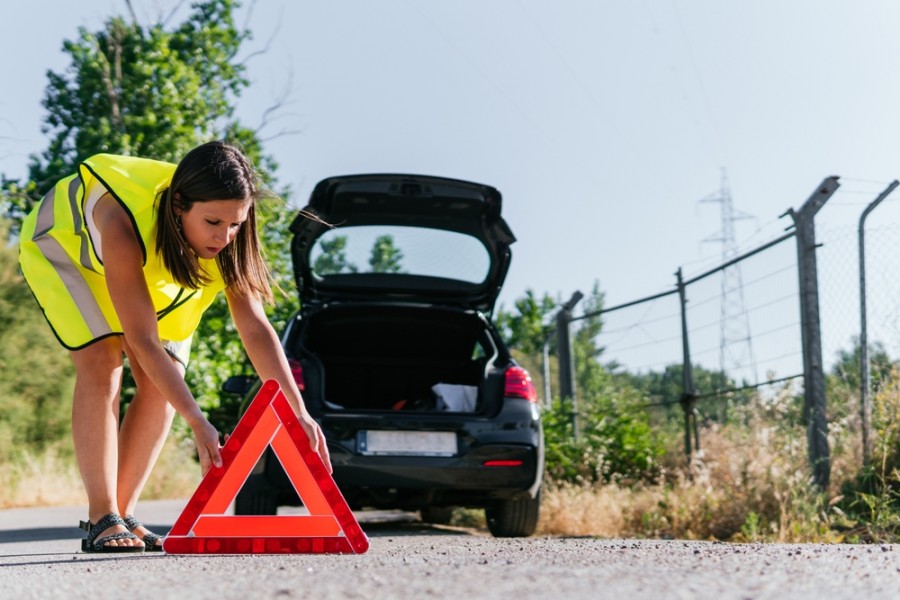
left=89, top=531, right=140, bottom=551
left=141, top=530, right=163, bottom=546
left=81, top=513, right=127, bottom=542
left=123, top=514, right=162, bottom=548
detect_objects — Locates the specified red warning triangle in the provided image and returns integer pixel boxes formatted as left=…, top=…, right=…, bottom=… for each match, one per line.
left=163, top=379, right=369, bottom=554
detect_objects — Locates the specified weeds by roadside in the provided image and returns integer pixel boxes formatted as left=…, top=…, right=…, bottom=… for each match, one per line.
left=535, top=374, right=899, bottom=542
left=0, top=432, right=199, bottom=509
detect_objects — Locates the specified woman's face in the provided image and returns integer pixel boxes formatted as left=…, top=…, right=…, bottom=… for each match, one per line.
left=177, top=198, right=252, bottom=260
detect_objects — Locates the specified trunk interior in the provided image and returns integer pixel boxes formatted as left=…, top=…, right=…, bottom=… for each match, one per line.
left=289, top=305, right=504, bottom=414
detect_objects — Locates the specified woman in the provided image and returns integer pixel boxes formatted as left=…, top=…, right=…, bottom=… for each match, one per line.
left=18, top=141, right=330, bottom=553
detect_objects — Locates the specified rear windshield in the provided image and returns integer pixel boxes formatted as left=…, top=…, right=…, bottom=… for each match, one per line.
left=310, top=225, right=490, bottom=283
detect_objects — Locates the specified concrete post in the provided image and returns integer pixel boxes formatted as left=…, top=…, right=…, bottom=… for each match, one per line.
left=788, top=176, right=840, bottom=489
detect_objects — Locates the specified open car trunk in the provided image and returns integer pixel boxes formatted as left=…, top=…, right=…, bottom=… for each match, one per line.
left=288, top=305, right=506, bottom=415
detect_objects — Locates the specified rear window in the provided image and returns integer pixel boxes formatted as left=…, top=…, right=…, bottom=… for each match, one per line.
left=310, top=225, right=490, bottom=283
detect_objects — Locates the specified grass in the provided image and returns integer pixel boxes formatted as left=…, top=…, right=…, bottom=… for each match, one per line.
left=535, top=377, right=899, bottom=542
left=0, top=442, right=85, bottom=509
left=0, top=434, right=200, bottom=510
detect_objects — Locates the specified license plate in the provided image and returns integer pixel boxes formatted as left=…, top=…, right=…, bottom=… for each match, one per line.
left=358, top=430, right=457, bottom=457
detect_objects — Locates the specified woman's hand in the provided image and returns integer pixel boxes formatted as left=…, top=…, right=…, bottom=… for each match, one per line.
left=299, top=413, right=332, bottom=473
left=192, top=418, right=224, bottom=476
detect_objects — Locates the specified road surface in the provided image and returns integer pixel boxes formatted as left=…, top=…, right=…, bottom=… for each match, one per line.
left=0, top=500, right=897, bottom=599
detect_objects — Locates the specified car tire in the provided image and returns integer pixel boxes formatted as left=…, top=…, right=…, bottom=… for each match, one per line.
left=234, top=487, right=278, bottom=516
left=485, top=488, right=541, bottom=538
left=420, top=506, right=454, bottom=525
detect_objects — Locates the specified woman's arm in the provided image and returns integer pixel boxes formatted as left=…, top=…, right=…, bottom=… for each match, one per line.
left=95, top=194, right=223, bottom=474
left=225, top=287, right=332, bottom=472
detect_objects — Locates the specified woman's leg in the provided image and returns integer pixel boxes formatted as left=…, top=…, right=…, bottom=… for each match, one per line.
left=116, top=338, right=179, bottom=543
left=70, top=337, right=141, bottom=548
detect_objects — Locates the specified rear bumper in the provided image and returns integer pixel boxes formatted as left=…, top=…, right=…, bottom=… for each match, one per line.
left=331, top=443, right=539, bottom=490
left=257, top=442, right=541, bottom=507
left=248, top=398, right=544, bottom=508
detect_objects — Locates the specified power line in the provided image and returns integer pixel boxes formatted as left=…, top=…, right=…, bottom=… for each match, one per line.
left=699, top=169, right=758, bottom=384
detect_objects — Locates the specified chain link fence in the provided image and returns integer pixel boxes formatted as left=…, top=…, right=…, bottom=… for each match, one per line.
left=560, top=177, right=900, bottom=486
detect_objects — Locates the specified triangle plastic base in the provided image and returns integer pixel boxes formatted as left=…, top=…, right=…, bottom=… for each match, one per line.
left=163, top=380, right=369, bottom=554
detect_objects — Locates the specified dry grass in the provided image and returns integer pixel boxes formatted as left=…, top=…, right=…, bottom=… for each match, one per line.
left=537, top=384, right=864, bottom=541
left=537, top=481, right=631, bottom=537
left=0, top=435, right=200, bottom=509
left=0, top=442, right=85, bottom=508
left=140, top=436, right=204, bottom=500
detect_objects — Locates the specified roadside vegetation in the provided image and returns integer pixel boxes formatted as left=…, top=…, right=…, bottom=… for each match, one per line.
left=1, top=0, right=897, bottom=543
left=513, top=292, right=900, bottom=543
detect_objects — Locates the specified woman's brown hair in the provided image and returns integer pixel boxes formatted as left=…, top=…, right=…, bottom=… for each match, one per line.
left=156, top=140, right=273, bottom=302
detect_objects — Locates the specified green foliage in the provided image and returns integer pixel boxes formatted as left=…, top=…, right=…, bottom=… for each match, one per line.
left=613, top=363, right=749, bottom=426
left=0, top=0, right=301, bottom=434
left=313, top=235, right=357, bottom=275
left=496, top=283, right=663, bottom=484
left=836, top=366, right=900, bottom=541
left=740, top=511, right=762, bottom=542
left=369, top=234, right=404, bottom=273
left=0, top=219, right=75, bottom=459
left=543, top=383, right=664, bottom=484
left=495, top=289, right=556, bottom=355
left=829, top=338, right=894, bottom=396
left=5, top=0, right=250, bottom=219
left=826, top=337, right=895, bottom=424
left=572, top=282, right=605, bottom=395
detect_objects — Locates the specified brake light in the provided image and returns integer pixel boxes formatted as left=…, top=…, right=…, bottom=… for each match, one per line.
left=504, top=366, right=537, bottom=403
left=483, top=460, right=524, bottom=467
left=287, top=358, right=306, bottom=392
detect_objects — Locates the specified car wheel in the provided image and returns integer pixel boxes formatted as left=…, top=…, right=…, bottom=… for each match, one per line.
left=234, top=487, right=278, bottom=516
left=485, top=488, right=541, bottom=538
left=420, top=506, right=454, bottom=525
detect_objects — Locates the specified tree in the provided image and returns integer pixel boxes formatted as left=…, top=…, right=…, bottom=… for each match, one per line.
left=5, top=1, right=253, bottom=223
left=313, top=235, right=358, bottom=275
left=0, top=218, right=75, bottom=458
left=572, top=281, right=606, bottom=395
left=828, top=338, right=895, bottom=403
left=0, top=0, right=298, bottom=431
left=495, top=289, right=557, bottom=355
left=368, top=234, right=404, bottom=273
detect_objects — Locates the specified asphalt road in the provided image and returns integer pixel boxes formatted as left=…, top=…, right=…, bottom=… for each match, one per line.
left=0, top=500, right=898, bottom=600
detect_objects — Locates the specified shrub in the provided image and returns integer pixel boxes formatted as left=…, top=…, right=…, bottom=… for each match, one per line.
left=543, top=378, right=664, bottom=485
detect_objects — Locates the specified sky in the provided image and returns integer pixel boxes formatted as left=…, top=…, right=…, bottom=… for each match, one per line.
left=5, top=1, right=900, bottom=374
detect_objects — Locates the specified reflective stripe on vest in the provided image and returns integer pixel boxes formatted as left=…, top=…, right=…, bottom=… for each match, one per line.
left=30, top=183, right=111, bottom=340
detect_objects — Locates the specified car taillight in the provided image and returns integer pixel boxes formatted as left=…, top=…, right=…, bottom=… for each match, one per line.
left=287, top=358, right=305, bottom=392
left=483, top=460, right=524, bottom=467
left=504, top=366, right=537, bottom=403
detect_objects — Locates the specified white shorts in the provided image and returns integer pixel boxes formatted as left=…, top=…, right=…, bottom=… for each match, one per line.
left=162, top=337, right=192, bottom=369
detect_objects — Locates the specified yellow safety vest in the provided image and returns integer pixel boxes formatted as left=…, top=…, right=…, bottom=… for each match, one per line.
left=18, top=154, right=226, bottom=361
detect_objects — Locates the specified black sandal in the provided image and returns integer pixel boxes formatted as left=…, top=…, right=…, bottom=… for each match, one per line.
left=79, top=513, right=145, bottom=553
left=122, top=514, right=164, bottom=552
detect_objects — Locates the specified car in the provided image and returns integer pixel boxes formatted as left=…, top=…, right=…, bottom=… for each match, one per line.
left=224, top=173, right=544, bottom=537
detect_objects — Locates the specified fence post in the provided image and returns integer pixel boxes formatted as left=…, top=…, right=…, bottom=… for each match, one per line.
left=542, top=333, right=554, bottom=409
left=857, top=180, right=899, bottom=467
left=556, top=291, right=583, bottom=440
left=787, top=176, right=840, bottom=489
left=676, top=268, right=699, bottom=458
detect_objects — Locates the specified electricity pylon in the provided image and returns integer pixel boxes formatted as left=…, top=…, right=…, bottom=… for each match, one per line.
left=700, top=169, right=758, bottom=386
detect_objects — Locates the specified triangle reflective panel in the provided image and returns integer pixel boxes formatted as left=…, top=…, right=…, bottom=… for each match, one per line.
left=163, top=379, right=369, bottom=554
